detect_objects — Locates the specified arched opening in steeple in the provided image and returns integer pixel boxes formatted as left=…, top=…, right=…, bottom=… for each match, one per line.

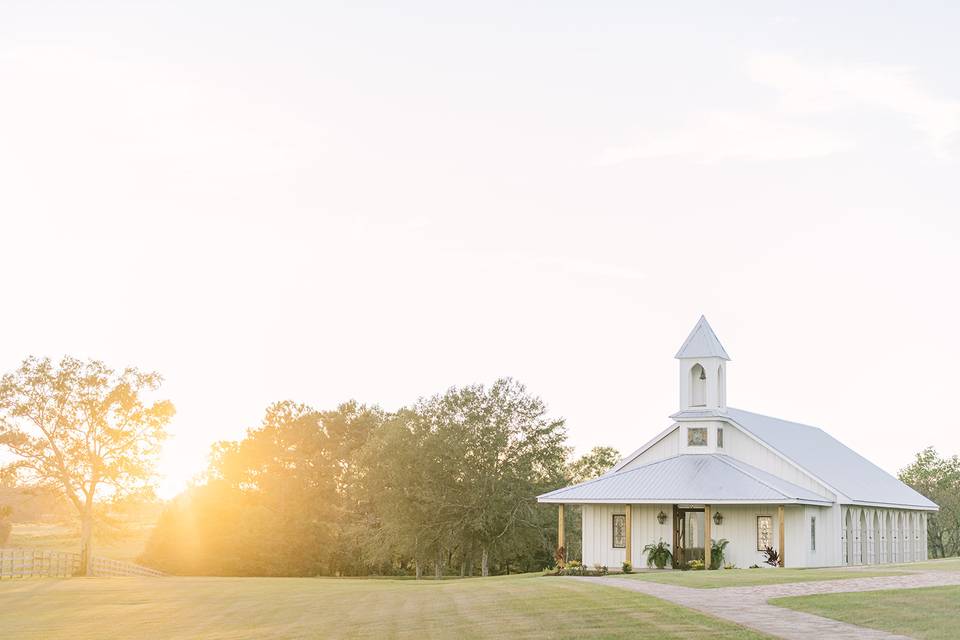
left=717, top=365, right=725, bottom=406
left=690, top=364, right=706, bottom=407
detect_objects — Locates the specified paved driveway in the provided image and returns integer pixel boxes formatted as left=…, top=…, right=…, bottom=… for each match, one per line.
left=586, top=572, right=960, bottom=640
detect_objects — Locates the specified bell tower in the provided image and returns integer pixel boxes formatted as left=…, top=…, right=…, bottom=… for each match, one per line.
left=675, top=316, right=730, bottom=410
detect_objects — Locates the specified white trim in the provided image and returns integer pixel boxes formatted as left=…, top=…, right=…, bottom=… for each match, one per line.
left=841, top=500, right=939, bottom=512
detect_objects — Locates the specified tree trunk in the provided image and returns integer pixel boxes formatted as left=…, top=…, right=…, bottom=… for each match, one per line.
left=415, top=558, right=422, bottom=580
left=79, top=513, right=94, bottom=576
left=481, top=547, right=489, bottom=577
left=434, top=549, right=442, bottom=579
left=460, top=559, right=466, bottom=577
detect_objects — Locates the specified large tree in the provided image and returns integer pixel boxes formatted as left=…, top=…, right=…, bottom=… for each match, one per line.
left=357, top=378, right=568, bottom=577
left=0, top=356, right=174, bottom=574
left=899, top=447, right=960, bottom=558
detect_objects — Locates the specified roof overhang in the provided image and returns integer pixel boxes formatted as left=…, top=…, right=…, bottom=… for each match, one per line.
left=537, top=497, right=834, bottom=506
left=842, top=500, right=939, bottom=512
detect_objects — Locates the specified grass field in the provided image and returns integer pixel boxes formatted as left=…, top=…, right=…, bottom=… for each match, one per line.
left=617, top=567, right=906, bottom=589
left=0, top=573, right=771, bottom=640
left=7, top=522, right=154, bottom=564
left=771, top=585, right=960, bottom=640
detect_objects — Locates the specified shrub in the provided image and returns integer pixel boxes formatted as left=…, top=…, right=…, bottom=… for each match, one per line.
left=622, top=561, right=633, bottom=574
left=642, top=539, right=673, bottom=569
left=762, top=546, right=780, bottom=567
left=594, top=564, right=609, bottom=576
left=687, top=559, right=705, bottom=570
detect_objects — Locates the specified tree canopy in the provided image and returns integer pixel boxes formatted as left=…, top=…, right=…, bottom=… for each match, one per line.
left=0, top=356, right=174, bottom=573
left=900, top=447, right=960, bottom=558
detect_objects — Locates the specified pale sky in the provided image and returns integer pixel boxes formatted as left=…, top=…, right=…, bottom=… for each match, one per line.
left=1, top=2, right=958, bottom=498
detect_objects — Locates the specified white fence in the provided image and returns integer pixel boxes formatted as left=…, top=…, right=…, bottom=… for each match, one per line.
left=0, top=548, right=164, bottom=578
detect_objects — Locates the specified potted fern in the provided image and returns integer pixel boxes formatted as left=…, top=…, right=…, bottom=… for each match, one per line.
left=642, top=539, right=673, bottom=569
left=709, top=538, right=729, bottom=570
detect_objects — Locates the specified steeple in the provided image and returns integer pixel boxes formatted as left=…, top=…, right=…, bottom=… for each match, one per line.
left=675, top=315, right=730, bottom=360
left=676, top=316, right=730, bottom=410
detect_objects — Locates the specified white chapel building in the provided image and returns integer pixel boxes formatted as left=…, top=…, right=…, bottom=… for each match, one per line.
left=538, top=316, right=937, bottom=569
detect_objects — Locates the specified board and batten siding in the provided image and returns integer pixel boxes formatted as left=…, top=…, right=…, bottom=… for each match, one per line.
left=582, top=503, right=831, bottom=569
left=721, top=425, right=836, bottom=501
left=618, top=428, right=680, bottom=471
left=581, top=504, right=672, bottom=568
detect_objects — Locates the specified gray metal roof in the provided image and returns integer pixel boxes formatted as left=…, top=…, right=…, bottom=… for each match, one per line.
left=670, top=407, right=937, bottom=510
left=537, top=454, right=832, bottom=504
left=674, top=315, right=730, bottom=360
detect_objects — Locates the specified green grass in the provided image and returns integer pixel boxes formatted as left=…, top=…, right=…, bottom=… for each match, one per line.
left=616, top=567, right=907, bottom=589
left=771, top=585, right=960, bottom=640
left=0, top=573, right=771, bottom=640
left=7, top=522, right=154, bottom=564
left=889, top=557, right=960, bottom=572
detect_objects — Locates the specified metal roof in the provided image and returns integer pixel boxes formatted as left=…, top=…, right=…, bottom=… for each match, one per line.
left=537, top=454, right=832, bottom=504
left=669, top=407, right=937, bottom=510
left=674, top=315, right=730, bottom=360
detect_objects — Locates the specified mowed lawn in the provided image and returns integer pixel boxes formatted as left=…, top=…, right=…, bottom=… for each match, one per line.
left=771, top=585, right=960, bottom=640
left=617, top=567, right=907, bottom=589
left=0, top=574, right=771, bottom=640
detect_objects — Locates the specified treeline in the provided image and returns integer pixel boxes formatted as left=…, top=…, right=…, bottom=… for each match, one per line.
left=140, top=378, right=619, bottom=577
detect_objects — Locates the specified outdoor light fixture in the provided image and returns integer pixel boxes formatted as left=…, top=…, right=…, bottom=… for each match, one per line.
left=657, top=510, right=667, bottom=524
left=713, top=511, right=723, bottom=526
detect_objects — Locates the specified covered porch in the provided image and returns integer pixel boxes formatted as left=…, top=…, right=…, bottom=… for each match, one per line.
left=538, top=454, right=835, bottom=570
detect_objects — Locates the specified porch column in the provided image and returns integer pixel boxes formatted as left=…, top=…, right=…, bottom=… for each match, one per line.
left=704, top=504, right=711, bottom=569
left=625, top=504, right=632, bottom=567
left=778, top=505, right=785, bottom=567
left=557, top=504, right=565, bottom=563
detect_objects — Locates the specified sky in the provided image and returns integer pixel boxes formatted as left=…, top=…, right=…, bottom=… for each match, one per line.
left=1, top=2, right=958, bottom=498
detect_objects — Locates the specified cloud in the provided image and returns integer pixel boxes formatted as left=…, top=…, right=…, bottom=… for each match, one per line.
left=597, top=111, right=853, bottom=164
left=600, top=54, right=960, bottom=164
left=749, top=54, right=960, bottom=155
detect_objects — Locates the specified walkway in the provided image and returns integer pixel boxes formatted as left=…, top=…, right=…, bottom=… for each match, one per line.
left=586, top=571, right=960, bottom=640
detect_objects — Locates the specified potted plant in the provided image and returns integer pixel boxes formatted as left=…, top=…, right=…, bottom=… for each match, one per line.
left=709, top=538, right=729, bottom=570
left=642, top=539, right=673, bottom=569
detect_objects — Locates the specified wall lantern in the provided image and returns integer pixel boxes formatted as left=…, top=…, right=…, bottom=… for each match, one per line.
left=657, top=510, right=667, bottom=525
left=713, top=511, right=724, bottom=526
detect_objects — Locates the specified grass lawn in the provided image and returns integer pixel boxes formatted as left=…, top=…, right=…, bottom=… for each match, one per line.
left=615, top=567, right=907, bottom=589
left=0, top=573, right=771, bottom=640
left=771, top=585, right=960, bottom=640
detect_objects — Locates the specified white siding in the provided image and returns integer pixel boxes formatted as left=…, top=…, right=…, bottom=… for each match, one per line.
left=722, top=425, right=836, bottom=501
left=619, top=429, right=680, bottom=471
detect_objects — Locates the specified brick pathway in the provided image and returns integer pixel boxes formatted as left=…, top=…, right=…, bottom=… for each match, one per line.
left=585, top=571, right=960, bottom=640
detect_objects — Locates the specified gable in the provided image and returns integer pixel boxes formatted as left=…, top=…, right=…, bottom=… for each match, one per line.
left=724, top=408, right=937, bottom=510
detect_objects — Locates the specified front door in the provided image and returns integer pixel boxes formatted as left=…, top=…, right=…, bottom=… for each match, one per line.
left=673, top=506, right=705, bottom=568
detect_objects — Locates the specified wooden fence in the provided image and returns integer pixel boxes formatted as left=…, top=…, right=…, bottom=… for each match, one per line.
left=0, top=548, right=164, bottom=579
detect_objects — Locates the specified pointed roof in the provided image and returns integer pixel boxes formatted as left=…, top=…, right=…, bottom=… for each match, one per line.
left=675, top=315, right=730, bottom=360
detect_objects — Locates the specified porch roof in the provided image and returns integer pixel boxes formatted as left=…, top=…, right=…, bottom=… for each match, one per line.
left=537, top=454, right=833, bottom=505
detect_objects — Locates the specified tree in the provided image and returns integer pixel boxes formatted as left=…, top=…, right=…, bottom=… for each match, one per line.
left=142, top=400, right=383, bottom=576
left=0, top=356, right=174, bottom=574
left=567, top=446, right=621, bottom=484
left=357, top=378, right=568, bottom=577
left=899, top=447, right=960, bottom=558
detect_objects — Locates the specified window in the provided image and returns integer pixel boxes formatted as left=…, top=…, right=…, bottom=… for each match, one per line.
left=687, top=427, right=708, bottom=446
left=612, top=514, right=626, bottom=548
left=811, top=517, right=817, bottom=551
left=757, top=515, right=773, bottom=550
left=717, top=427, right=724, bottom=449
